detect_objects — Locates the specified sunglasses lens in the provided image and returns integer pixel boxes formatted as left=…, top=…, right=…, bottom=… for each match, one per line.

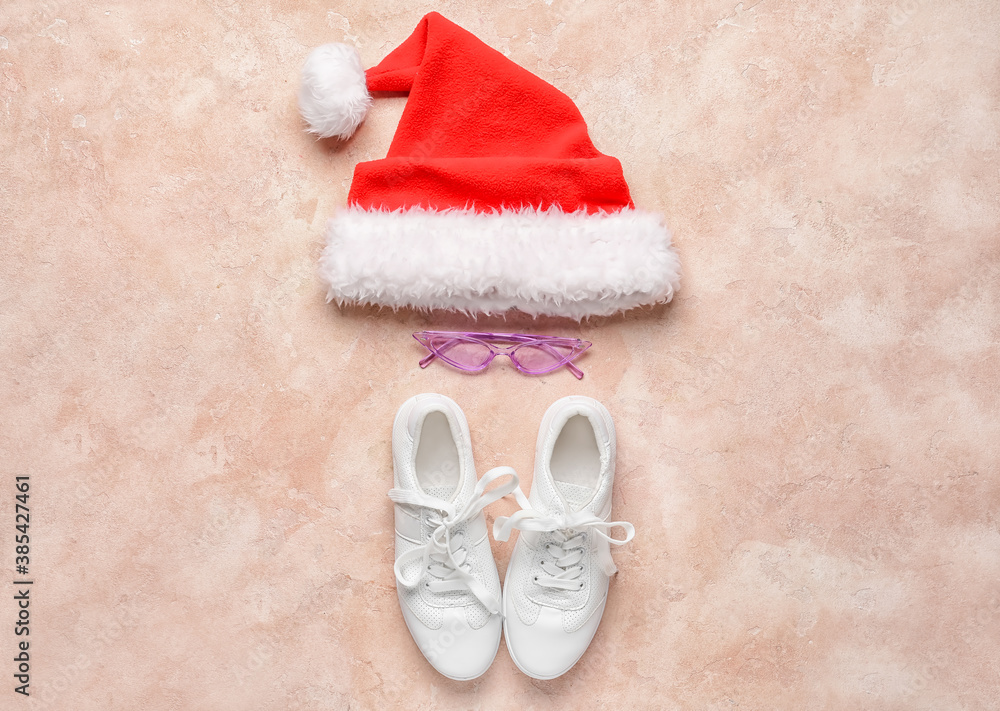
left=511, top=342, right=578, bottom=373
left=430, top=337, right=493, bottom=369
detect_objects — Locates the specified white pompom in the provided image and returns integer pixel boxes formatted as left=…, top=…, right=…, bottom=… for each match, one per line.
left=298, top=43, right=372, bottom=140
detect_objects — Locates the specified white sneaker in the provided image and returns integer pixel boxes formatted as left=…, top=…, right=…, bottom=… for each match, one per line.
left=389, top=393, right=520, bottom=680
left=494, top=395, right=634, bottom=679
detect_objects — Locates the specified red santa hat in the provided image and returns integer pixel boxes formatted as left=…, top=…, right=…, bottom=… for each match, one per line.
left=299, top=12, right=680, bottom=319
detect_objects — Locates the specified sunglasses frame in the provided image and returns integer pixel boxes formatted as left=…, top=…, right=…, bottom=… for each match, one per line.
left=413, top=331, right=592, bottom=379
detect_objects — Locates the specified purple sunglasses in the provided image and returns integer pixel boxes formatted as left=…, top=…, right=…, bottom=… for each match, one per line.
left=414, top=331, right=592, bottom=379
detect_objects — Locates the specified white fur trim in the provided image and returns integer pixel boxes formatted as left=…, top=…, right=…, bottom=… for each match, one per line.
left=318, top=207, right=681, bottom=318
left=298, top=43, right=372, bottom=140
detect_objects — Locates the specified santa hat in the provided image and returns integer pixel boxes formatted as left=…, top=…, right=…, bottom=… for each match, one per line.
left=299, top=12, right=680, bottom=319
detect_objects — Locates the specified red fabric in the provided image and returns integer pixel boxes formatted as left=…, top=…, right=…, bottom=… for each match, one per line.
left=350, top=12, right=634, bottom=214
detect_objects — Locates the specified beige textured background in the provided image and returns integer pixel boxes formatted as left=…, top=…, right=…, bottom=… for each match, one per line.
left=2, top=1, right=998, bottom=709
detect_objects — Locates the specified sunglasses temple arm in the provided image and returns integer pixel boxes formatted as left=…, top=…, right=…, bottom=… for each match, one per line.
left=565, top=360, right=585, bottom=380
left=418, top=352, right=437, bottom=369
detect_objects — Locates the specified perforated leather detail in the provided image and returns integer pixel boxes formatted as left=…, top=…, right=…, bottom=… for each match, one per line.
left=423, top=486, right=455, bottom=500
left=448, top=519, right=501, bottom=630
left=510, top=538, right=541, bottom=626
left=464, top=601, right=489, bottom=629
left=562, top=588, right=599, bottom=632
left=562, top=549, right=609, bottom=633
left=554, top=480, right=595, bottom=509
left=510, top=531, right=612, bottom=634
left=396, top=532, right=443, bottom=629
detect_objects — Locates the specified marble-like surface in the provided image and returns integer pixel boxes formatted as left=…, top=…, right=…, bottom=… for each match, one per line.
left=2, top=1, right=998, bottom=708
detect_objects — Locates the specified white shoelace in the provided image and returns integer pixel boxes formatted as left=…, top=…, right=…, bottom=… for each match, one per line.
left=389, top=466, right=520, bottom=615
left=493, top=487, right=634, bottom=589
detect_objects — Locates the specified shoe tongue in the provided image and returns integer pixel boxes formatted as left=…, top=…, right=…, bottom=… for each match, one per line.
left=554, top=481, right=594, bottom=511
left=423, top=485, right=457, bottom=502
